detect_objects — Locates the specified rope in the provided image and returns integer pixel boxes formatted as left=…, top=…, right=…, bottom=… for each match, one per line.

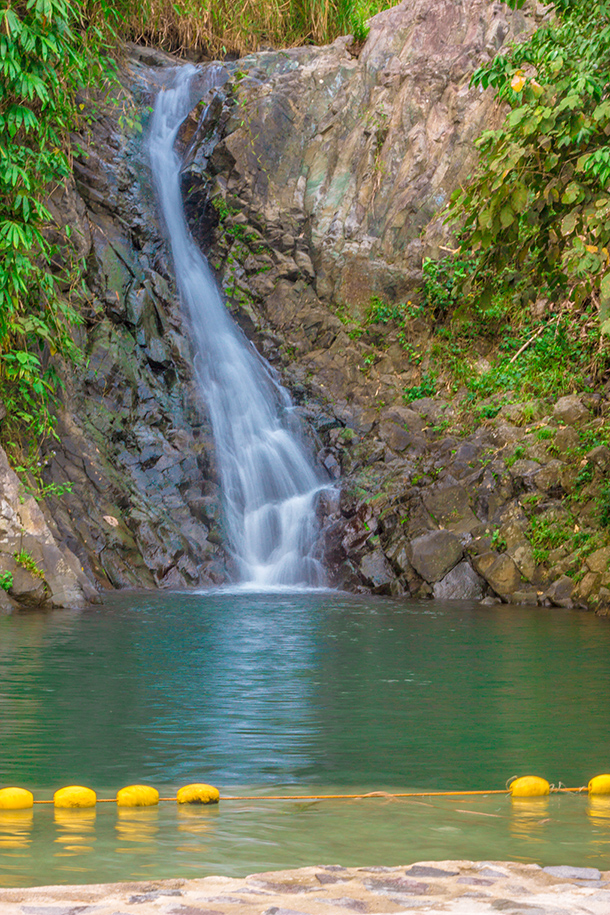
left=28, top=786, right=589, bottom=805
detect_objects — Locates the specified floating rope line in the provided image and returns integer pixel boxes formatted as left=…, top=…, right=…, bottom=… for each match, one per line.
left=24, top=786, right=589, bottom=805
left=4, top=778, right=605, bottom=810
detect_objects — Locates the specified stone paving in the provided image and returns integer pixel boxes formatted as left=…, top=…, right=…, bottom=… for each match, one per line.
left=1, top=862, right=609, bottom=915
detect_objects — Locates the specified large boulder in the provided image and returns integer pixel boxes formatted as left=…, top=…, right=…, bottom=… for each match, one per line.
left=408, top=530, right=462, bottom=582
left=186, top=0, right=531, bottom=316
left=359, top=549, right=395, bottom=589
left=553, top=395, right=590, bottom=425
left=472, top=551, right=523, bottom=600
left=433, top=562, right=485, bottom=600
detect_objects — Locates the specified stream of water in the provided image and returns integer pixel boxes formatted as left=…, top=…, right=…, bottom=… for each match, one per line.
left=148, top=66, right=325, bottom=587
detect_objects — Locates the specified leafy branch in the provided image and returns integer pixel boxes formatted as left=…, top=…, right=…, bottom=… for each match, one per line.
left=446, top=0, right=610, bottom=330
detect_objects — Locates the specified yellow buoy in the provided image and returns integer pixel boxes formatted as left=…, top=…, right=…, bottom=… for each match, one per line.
left=588, top=774, right=610, bottom=795
left=116, top=785, right=159, bottom=807
left=0, top=787, right=34, bottom=810
left=509, top=776, right=550, bottom=797
left=53, top=786, right=97, bottom=808
left=176, top=783, right=220, bottom=805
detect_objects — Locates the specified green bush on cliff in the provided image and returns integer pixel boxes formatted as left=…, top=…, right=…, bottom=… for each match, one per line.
left=0, top=0, right=113, bottom=450
left=447, top=0, right=610, bottom=328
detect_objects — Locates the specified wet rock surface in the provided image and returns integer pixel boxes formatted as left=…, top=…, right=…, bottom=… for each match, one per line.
left=1, top=862, right=609, bottom=914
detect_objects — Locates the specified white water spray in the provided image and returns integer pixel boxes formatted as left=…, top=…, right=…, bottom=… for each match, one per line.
left=148, top=66, right=326, bottom=588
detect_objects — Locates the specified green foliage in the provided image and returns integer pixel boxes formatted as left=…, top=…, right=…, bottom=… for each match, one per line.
left=368, top=294, right=423, bottom=325
left=477, top=403, right=501, bottom=420
left=466, top=316, right=597, bottom=400
left=403, top=373, right=436, bottom=403
left=421, top=257, right=473, bottom=319
left=527, top=512, right=575, bottom=563
left=447, top=0, right=610, bottom=327
left=505, top=444, right=526, bottom=468
left=490, top=529, right=507, bottom=552
left=13, top=548, right=44, bottom=578
left=0, top=571, right=13, bottom=592
left=0, top=0, right=114, bottom=453
left=574, top=461, right=595, bottom=487
left=599, top=482, right=610, bottom=528
left=349, top=5, right=370, bottom=44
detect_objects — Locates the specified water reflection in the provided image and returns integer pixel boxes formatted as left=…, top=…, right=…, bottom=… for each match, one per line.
left=54, top=808, right=96, bottom=856
left=509, top=797, right=551, bottom=849
left=176, top=805, right=217, bottom=865
left=116, top=806, right=159, bottom=854
left=588, top=794, right=610, bottom=825
left=0, top=809, right=32, bottom=850
left=588, top=794, right=610, bottom=858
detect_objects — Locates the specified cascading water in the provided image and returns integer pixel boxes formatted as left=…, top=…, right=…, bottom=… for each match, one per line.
left=148, top=65, right=326, bottom=588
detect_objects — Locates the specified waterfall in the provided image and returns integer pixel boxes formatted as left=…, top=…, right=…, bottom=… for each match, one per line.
left=148, top=65, right=326, bottom=588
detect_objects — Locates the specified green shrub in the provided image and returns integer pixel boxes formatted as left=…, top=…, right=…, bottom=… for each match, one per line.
left=0, top=1, right=114, bottom=451
left=404, top=373, right=436, bottom=403
left=447, top=0, right=610, bottom=332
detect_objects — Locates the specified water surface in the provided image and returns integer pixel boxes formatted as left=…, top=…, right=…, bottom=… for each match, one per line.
left=1, top=591, right=609, bottom=885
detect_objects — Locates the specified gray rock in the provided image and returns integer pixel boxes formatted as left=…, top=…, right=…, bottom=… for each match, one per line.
left=408, top=531, right=463, bottom=582
left=534, top=459, right=566, bottom=494
left=0, top=446, right=95, bottom=609
left=545, top=575, right=575, bottom=608
left=553, top=395, right=590, bottom=425
left=378, top=422, right=413, bottom=453
left=385, top=407, right=425, bottom=434
left=587, top=444, right=610, bottom=469
left=359, top=550, right=395, bottom=588
left=405, top=866, right=458, bottom=878
left=472, top=551, right=523, bottom=598
left=554, top=425, right=580, bottom=453
left=508, top=589, right=539, bottom=606
left=586, top=547, right=610, bottom=574
left=433, top=562, right=485, bottom=600
left=423, top=485, right=480, bottom=534
left=0, top=588, right=16, bottom=614
left=543, top=865, right=601, bottom=881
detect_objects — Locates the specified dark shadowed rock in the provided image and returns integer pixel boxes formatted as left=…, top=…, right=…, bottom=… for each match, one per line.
left=423, top=485, right=480, bottom=534
left=0, top=446, right=96, bottom=609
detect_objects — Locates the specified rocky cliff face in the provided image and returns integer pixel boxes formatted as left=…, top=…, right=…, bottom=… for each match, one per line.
left=183, top=0, right=530, bottom=411
left=177, top=0, right=610, bottom=615
left=7, top=0, right=605, bottom=615
left=1, top=57, right=231, bottom=611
